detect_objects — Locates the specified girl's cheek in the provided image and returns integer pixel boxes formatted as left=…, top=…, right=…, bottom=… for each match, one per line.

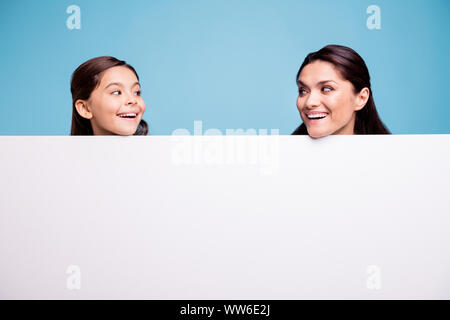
left=108, top=97, right=122, bottom=110
left=140, top=100, right=146, bottom=112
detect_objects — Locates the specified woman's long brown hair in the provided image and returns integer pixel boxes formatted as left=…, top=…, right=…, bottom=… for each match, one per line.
left=293, top=45, right=390, bottom=135
left=70, top=56, right=148, bottom=135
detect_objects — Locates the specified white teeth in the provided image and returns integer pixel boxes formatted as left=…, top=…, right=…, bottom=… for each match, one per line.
left=118, top=113, right=137, bottom=118
left=307, top=113, right=328, bottom=119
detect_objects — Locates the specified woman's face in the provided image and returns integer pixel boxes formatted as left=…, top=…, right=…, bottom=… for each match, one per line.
left=77, top=66, right=146, bottom=135
left=296, top=60, right=369, bottom=138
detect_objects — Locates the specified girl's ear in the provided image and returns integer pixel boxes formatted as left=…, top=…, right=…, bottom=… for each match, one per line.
left=354, top=87, right=370, bottom=111
left=75, top=100, right=93, bottom=119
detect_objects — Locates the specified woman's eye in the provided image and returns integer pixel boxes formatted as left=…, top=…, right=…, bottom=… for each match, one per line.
left=322, top=86, right=333, bottom=93
left=299, top=88, right=307, bottom=95
left=112, top=90, right=121, bottom=95
left=134, top=90, right=141, bottom=96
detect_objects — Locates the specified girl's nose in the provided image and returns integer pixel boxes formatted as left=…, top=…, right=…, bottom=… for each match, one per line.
left=126, top=93, right=137, bottom=105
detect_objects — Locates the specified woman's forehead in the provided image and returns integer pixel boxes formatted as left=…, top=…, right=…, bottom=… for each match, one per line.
left=298, top=60, right=345, bottom=84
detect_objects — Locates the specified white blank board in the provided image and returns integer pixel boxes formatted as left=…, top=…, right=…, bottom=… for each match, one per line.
left=0, top=135, right=449, bottom=299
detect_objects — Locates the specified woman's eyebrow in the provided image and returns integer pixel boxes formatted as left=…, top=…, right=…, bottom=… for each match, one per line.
left=297, top=80, right=308, bottom=87
left=297, top=79, right=337, bottom=87
left=317, top=80, right=337, bottom=85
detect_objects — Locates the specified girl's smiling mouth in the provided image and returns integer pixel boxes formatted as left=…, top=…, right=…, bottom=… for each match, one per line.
left=117, top=112, right=138, bottom=120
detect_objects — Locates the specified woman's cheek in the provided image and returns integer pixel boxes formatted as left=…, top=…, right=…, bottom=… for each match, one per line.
left=296, top=97, right=302, bottom=111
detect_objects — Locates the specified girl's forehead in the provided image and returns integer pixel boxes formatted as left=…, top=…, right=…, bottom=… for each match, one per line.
left=99, top=66, right=138, bottom=86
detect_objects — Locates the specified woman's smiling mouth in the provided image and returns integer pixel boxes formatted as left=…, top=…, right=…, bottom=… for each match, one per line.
left=305, top=112, right=329, bottom=123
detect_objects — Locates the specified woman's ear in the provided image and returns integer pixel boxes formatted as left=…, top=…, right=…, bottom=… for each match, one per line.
left=354, top=87, right=370, bottom=111
left=75, top=100, right=93, bottom=119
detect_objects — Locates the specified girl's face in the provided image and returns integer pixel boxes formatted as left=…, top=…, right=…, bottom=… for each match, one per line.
left=296, top=60, right=369, bottom=138
left=77, top=66, right=146, bottom=135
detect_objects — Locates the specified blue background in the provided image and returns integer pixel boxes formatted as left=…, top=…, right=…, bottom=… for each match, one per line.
left=0, top=0, right=449, bottom=135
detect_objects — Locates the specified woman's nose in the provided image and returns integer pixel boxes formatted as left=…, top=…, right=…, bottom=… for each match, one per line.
left=305, top=90, right=321, bottom=108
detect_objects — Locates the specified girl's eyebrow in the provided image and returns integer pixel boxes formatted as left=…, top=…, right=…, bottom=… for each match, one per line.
left=104, top=81, right=140, bottom=89
left=105, top=82, right=123, bottom=89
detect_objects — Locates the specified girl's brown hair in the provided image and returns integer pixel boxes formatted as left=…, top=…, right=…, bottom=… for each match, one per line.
left=293, top=45, right=390, bottom=135
left=70, top=56, right=148, bottom=135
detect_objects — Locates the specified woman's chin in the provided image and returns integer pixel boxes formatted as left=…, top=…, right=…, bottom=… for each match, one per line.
left=307, top=127, right=329, bottom=139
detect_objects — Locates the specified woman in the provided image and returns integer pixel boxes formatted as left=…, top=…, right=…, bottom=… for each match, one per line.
left=292, top=45, right=390, bottom=138
left=70, top=56, right=148, bottom=135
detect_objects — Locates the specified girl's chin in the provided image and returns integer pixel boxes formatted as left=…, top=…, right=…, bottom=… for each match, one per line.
left=109, top=127, right=139, bottom=136
left=112, top=122, right=140, bottom=136
left=116, top=129, right=137, bottom=136
left=92, top=121, right=139, bottom=135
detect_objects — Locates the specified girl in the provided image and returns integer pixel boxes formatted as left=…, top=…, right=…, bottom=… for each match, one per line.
left=292, top=45, right=390, bottom=138
left=70, top=56, right=148, bottom=135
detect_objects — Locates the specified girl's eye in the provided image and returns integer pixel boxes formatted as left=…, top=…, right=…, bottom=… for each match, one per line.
left=299, top=88, right=307, bottom=96
left=322, top=86, right=333, bottom=93
left=134, top=90, right=141, bottom=96
left=112, top=90, right=121, bottom=95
